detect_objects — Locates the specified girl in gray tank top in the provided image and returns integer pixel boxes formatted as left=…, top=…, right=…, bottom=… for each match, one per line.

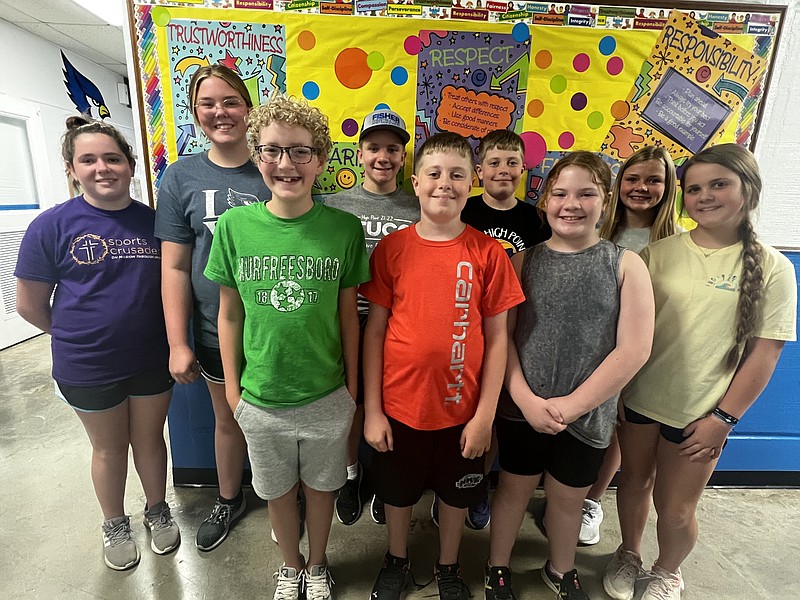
left=486, top=152, right=654, bottom=600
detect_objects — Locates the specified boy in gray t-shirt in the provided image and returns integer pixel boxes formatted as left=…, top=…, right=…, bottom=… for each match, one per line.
left=325, top=109, right=419, bottom=526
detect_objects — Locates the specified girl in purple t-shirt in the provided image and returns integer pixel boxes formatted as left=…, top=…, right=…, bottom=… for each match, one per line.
left=14, top=117, right=179, bottom=571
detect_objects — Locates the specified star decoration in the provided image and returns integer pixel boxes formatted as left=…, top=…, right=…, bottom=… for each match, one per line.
left=436, top=72, right=443, bottom=79
left=174, top=76, right=181, bottom=85
left=220, top=50, right=241, bottom=73
left=172, top=46, right=179, bottom=55
left=246, top=57, right=253, bottom=65
left=453, top=74, right=460, bottom=81
left=450, top=37, right=456, bottom=44
left=327, top=165, right=336, bottom=173
left=484, top=35, right=492, bottom=43
left=275, top=25, right=282, bottom=33
left=464, top=68, right=470, bottom=75
left=245, top=24, right=252, bottom=31
left=645, top=129, right=653, bottom=136
left=686, top=67, right=694, bottom=74
left=421, top=60, right=428, bottom=68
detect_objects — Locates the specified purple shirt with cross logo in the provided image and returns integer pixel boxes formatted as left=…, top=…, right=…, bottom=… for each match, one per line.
left=15, top=196, right=168, bottom=386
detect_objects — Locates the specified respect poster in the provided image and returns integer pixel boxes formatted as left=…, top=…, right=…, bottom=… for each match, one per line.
left=414, top=29, right=529, bottom=149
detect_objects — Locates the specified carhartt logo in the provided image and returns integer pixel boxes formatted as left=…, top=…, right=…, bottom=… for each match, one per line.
left=446, top=261, right=473, bottom=405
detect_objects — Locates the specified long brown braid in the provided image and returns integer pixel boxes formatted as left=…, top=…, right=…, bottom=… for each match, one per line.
left=680, top=144, right=764, bottom=370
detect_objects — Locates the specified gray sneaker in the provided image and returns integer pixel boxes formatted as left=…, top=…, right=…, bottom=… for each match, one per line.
left=143, top=501, right=181, bottom=554
left=102, top=515, right=140, bottom=571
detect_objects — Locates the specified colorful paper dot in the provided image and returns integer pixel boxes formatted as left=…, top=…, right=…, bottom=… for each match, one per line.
left=558, top=131, right=575, bottom=149
left=367, top=52, right=385, bottom=71
left=527, top=99, right=545, bottom=118
left=391, top=66, right=408, bottom=86
left=611, top=100, right=630, bottom=120
left=151, top=7, right=171, bottom=26
left=587, top=111, right=604, bottom=129
left=334, top=48, right=372, bottom=89
left=573, top=53, right=590, bottom=73
left=512, top=23, right=530, bottom=43
left=607, top=57, right=624, bottom=76
left=570, top=93, right=587, bottom=111
left=550, top=75, right=567, bottom=94
left=298, top=30, right=316, bottom=51
left=404, top=35, right=423, bottom=56
left=598, top=36, right=616, bottom=56
left=535, top=50, right=552, bottom=69
left=342, top=118, right=359, bottom=137
left=520, top=131, right=547, bottom=168
left=302, top=81, right=320, bottom=101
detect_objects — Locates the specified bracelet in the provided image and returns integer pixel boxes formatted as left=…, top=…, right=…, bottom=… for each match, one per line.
left=711, top=407, right=739, bottom=428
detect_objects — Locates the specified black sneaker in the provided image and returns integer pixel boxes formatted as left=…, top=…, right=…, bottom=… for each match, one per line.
left=195, top=494, right=246, bottom=551
left=541, top=562, right=589, bottom=600
left=371, top=553, right=410, bottom=600
left=485, top=565, right=516, bottom=600
left=336, top=463, right=363, bottom=525
left=435, top=563, right=471, bottom=600
left=370, top=494, right=386, bottom=525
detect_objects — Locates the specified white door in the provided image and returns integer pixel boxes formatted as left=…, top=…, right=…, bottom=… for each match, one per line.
left=0, top=97, right=51, bottom=349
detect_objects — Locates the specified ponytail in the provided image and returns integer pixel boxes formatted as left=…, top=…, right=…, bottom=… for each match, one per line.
left=726, top=218, right=764, bottom=369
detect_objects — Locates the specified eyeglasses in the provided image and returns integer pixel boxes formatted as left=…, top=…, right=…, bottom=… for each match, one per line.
left=255, top=145, right=317, bottom=164
left=194, top=98, right=247, bottom=113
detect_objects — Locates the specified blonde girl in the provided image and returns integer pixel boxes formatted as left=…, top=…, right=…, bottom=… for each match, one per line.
left=605, top=144, right=797, bottom=600
left=581, top=146, right=678, bottom=545
left=486, top=152, right=654, bottom=600
left=599, top=145, right=678, bottom=253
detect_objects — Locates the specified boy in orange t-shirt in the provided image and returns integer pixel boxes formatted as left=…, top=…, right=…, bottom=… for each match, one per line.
left=360, top=132, right=524, bottom=600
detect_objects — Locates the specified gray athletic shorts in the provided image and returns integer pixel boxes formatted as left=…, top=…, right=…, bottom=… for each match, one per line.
left=233, top=386, right=356, bottom=501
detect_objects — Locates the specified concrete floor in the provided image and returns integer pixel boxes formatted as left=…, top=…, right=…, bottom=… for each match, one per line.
left=1, top=334, right=798, bottom=599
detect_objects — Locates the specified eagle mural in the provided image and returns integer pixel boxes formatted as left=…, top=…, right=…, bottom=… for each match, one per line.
left=61, top=51, right=110, bottom=119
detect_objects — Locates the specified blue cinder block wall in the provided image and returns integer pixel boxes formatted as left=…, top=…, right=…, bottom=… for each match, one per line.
left=714, top=251, right=800, bottom=482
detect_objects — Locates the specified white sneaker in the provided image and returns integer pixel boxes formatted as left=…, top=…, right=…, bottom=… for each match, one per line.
left=578, top=498, right=603, bottom=545
left=641, top=566, right=683, bottom=600
left=603, top=545, right=644, bottom=600
left=305, top=563, right=334, bottom=600
left=273, top=564, right=303, bottom=600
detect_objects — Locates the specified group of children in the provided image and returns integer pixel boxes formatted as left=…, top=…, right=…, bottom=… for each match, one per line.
left=14, top=63, right=797, bottom=600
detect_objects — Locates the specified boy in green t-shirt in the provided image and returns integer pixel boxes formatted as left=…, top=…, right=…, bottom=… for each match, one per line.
left=205, top=94, right=370, bottom=600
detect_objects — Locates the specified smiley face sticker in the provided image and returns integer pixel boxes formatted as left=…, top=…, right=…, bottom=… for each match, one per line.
left=336, top=168, right=357, bottom=189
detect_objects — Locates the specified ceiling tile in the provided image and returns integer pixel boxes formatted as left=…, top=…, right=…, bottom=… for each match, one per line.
left=53, top=23, right=126, bottom=62
left=0, top=0, right=106, bottom=25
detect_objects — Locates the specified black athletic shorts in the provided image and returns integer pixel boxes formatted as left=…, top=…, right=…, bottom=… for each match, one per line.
left=496, top=416, right=607, bottom=488
left=371, top=416, right=487, bottom=508
left=195, top=342, right=225, bottom=383
left=56, top=367, right=173, bottom=412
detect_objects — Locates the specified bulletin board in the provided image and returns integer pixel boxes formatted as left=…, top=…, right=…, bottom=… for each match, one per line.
left=125, top=1, right=786, bottom=206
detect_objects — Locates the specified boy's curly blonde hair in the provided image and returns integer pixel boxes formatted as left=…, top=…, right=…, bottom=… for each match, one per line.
left=246, top=94, right=332, bottom=163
